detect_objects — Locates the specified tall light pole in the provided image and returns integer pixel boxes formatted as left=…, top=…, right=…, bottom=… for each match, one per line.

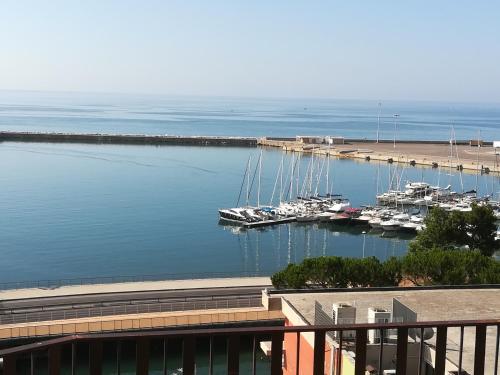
left=376, top=102, right=382, bottom=143
left=362, top=231, right=367, bottom=258
left=393, top=114, right=400, bottom=149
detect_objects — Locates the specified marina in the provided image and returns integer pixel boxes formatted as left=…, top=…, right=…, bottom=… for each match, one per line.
left=0, top=94, right=499, bottom=284
left=218, top=145, right=500, bottom=234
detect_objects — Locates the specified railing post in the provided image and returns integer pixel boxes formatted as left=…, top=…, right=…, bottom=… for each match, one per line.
left=396, top=327, right=408, bottom=375
left=136, top=338, right=150, bottom=375
left=494, top=325, right=499, bottom=375
left=252, top=335, right=257, bottom=375
left=183, top=336, right=196, bottom=375
left=227, top=335, right=240, bottom=375
left=474, top=325, right=487, bottom=375
left=313, top=330, right=326, bottom=375
left=458, top=326, right=464, bottom=375
left=336, top=334, right=343, bottom=375
left=49, top=345, right=61, bottom=375
left=434, top=327, right=447, bottom=375
left=89, top=341, right=103, bottom=375
left=354, top=329, right=367, bottom=375
left=378, top=329, right=385, bottom=375
left=3, top=354, right=17, bottom=375
left=71, top=343, right=76, bottom=375
left=295, top=332, right=301, bottom=375
left=271, top=331, right=284, bottom=375
left=208, top=337, right=214, bottom=375
left=163, top=339, right=168, bottom=375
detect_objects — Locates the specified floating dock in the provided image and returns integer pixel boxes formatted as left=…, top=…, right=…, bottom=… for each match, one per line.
left=242, top=217, right=297, bottom=228
left=220, top=217, right=297, bottom=228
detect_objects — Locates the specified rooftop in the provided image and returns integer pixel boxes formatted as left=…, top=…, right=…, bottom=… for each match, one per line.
left=275, top=287, right=500, bottom=374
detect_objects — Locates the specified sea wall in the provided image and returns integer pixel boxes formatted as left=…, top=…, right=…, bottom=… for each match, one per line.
left=0, top=132, right=258, bottom=147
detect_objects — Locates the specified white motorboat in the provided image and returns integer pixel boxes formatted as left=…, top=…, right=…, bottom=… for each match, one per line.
left=327, top=199, right=351, bottom=213
left=369, top=217, right=383, bottom=229
left=380, top=212, right=410, bottom=231
left=381, top=219, right=402, bottom=231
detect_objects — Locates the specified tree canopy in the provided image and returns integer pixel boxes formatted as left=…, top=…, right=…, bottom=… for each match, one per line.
left=271, top=251, right=500, bottom=289
left=271, top=203, right=500, bottom=289
left=409, top=204, right=499, bottom=256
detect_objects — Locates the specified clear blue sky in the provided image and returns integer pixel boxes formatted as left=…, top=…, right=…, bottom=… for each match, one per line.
left=1, top=1, right=499, bottom=102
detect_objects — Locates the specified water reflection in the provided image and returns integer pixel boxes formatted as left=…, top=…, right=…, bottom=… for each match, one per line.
left=219, top=221, right=413, bottom=273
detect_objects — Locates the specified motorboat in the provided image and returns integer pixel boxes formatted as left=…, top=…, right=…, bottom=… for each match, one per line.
left=329, top=212, right=351, bottom=225
left=381, top=213, right=409, bottom=231
left=381, top=219, right=401, bottom=231
left=326, top=199, right=351, bottom=213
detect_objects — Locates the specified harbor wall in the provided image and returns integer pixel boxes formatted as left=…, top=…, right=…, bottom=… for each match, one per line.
left=0, top=132, right=497, bottom=175
left=0, top=132, right=493, bottom=147
left=260, top=137, right=494, bottom=146
left=0, top=132, right=258, bottom=147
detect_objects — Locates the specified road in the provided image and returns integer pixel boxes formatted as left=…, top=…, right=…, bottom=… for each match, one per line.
left=0, top=286, right=264, bottom=325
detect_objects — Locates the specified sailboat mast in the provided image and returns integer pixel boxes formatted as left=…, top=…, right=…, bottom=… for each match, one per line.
left=326, top=152, right=330, bottom=196
left=246, top=156, right=252, bottom=207
left=289, top=153, right=295, bottom=201
left=279, top=154, right=284, bottom=203
left=296, top=154, right=300, bottom=199
left=257, top=150, right=262, bottom=207
left=475, top=130, right=481, bottom=195
left=309, top=153, right=314, bottom=196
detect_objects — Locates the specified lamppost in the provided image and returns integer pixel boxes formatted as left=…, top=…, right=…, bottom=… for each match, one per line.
left=393, top=114, right=400, bottom=149
left=362, top=231, right=367, bottom=258
left=376, top=102, right=382, bottom=143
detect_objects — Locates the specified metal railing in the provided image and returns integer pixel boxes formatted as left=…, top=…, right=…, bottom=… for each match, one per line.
left=0, top=271, right=273, bottom=291
left=0, top=297, right=262, bottom=325
left=0, top=319, right=498, bottom=375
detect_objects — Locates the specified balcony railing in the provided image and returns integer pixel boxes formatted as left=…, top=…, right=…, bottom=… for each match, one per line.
left=0, top=319, right=499, bottom=375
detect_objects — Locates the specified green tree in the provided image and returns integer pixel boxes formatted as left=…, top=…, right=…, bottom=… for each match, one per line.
left=380, top=257, right=403, bottom=286
left=402, top=248, right=500, bottom=285
left=409, top=205, right=499, bottom=256
left=464, top=204, right=499, bottom=256
left=281, top=263, right=307, bottom=289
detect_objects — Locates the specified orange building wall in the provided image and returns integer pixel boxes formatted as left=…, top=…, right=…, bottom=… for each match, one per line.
left=283, top=319, right=332, bottom=375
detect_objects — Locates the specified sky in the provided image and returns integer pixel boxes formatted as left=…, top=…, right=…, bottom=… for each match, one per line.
left=1, top=1, right=499, bottom=102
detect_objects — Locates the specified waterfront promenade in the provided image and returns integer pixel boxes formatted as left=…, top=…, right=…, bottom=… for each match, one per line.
left=0, top=277, right=271, bottom=300
left=0, top=277, right=277, bottom=340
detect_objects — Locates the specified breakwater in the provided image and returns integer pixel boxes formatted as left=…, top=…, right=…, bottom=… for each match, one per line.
left=0, top=131, right=258, bottom=147
left=1, top=132, right=498, bottom=175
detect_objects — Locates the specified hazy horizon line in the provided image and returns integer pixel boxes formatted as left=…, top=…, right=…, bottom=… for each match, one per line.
left=1, top=88, right=500, bottom=107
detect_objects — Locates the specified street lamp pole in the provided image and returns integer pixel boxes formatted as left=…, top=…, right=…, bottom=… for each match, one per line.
left=376, top=102, right=382, bottom=143
left=393, top=114, right=399, bottom=149
left=362, top=231, right=367, bottom=258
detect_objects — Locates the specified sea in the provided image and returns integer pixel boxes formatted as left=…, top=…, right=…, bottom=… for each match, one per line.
left=0, top=90, right=499, bottom=285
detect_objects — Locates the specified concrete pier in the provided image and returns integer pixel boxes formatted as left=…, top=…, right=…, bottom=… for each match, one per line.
left=1, top=131, right=498, bottom=175
left=258, top=137, right=500, bottom=176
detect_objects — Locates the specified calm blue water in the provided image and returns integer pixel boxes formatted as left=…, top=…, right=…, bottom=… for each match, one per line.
left=0, top=140, right=498, bottom=284
left=0, top=90, right=499, bottom=140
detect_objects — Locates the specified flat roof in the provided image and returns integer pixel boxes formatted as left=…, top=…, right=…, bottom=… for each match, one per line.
left=276, top=288, right=500, bottom=374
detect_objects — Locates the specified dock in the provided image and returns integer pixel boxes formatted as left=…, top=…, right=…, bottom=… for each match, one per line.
left=220, top=216, right=297, bottom=228
left=258, top=137, right=500, bottom=176
left=242, top=217, right=297, bottom=228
